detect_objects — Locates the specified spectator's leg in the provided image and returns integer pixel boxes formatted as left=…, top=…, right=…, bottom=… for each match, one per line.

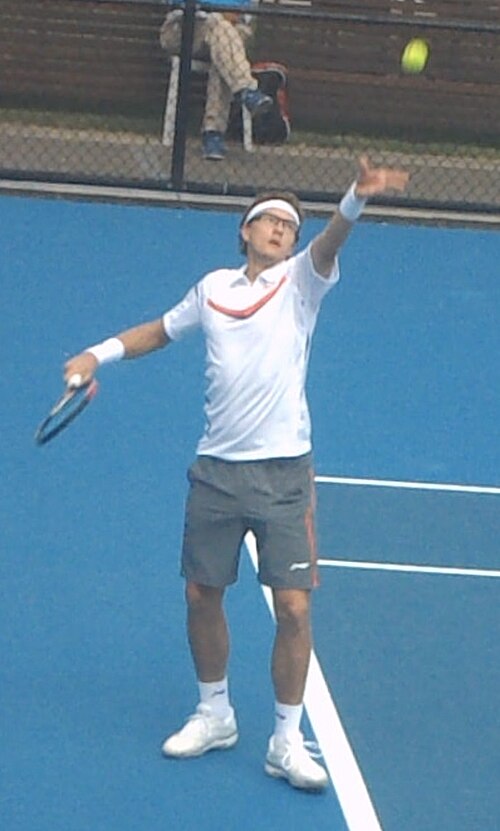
left=203, top=67, right=232, bottom=135
left=200, top=16, right=271, bottom=155
left=203, top=15, right=256, bottom=97
left=198, top=16, right=252, bottom=158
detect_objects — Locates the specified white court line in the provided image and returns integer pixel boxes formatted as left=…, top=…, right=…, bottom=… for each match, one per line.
left=316, top=474, right=499, bottom=579
left=315, top=474, right=500, bottom=496
left=318, top=559, right=500, bottom=579
left=245, top=532, right=382, bottom=831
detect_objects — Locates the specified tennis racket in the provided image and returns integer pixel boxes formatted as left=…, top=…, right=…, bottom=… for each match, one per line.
left=35, top=374, right=99, bottom=446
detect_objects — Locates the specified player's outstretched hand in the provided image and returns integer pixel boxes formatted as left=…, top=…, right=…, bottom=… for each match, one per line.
left=63, top=352, right=98, bottom=388
left=355, top=155, right=410, bottom=197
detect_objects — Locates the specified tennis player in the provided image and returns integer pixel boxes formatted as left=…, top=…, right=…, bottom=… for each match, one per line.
left=64, top=156, right=408, bottom=791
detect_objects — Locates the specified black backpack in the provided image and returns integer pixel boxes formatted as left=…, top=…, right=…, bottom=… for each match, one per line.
left=229, top=61, right=291, bottom=145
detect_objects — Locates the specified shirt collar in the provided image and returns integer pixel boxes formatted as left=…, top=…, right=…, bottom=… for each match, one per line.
left=230, top=260, right=287, bottom=288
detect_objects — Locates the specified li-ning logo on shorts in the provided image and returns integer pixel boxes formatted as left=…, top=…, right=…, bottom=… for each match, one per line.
left=289, top=562, right=311, bottom=571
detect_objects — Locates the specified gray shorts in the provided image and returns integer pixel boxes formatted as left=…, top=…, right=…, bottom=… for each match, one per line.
left=181, top=453, right=319, bottom=590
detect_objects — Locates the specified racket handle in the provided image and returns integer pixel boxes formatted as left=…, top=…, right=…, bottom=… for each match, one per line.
left=67, top=373, right=84, bottom=389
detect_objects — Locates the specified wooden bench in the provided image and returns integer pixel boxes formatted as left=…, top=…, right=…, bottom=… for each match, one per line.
left=0, top=0, right=167, bottom=114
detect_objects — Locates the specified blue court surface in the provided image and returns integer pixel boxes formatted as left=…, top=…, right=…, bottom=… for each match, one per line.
left=1, top=194, right=499, bottom=831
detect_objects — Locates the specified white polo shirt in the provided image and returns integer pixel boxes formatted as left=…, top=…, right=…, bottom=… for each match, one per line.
left=162, top=244, right=339, bottom=460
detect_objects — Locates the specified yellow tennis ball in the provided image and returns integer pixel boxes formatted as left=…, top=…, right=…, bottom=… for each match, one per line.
left=401, top=38, right=429, bottom=74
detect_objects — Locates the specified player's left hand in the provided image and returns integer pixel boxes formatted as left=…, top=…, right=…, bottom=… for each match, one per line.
left=355, top=155, right=410, bottom=196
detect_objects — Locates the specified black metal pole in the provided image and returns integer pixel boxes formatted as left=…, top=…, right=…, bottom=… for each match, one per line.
left=170, top=0, right=197, bottom=190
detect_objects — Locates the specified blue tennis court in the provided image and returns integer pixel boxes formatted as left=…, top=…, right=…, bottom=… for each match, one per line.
left=1, top=193, right=499, bottom=831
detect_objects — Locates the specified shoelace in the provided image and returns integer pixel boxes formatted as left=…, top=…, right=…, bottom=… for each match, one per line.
left=185, top=704, right=213, bottom=728
left=303, top=740, right=323, bottom=760
left=187, top=703, right=231, bottom=728
left=281, top=738, right=323, bottom=770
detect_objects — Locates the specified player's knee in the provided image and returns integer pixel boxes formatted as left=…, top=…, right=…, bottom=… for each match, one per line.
left=273, top=589, right=311, bottom=634
left=185, top=581, right=224, bottom=613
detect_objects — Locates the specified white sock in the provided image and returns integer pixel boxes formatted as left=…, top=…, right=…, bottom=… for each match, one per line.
left=274, top=701, right=303, bottom=739
left=198, top=677, right=232, bottom=718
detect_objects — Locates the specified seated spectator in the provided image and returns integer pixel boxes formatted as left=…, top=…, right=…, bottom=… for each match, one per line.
left=160, top=0, right=272, bottom=160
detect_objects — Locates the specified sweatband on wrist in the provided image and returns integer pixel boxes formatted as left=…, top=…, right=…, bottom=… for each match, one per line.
left=338, top=182, right=367, bottom=222
left=85, top=337, right=125, bottom=365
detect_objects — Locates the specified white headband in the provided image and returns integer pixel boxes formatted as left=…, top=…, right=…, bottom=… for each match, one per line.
left=244, top=199, right=301, bottom=227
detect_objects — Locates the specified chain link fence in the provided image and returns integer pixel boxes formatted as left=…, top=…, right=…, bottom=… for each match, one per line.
left=0, top=0, right=499, bottom=215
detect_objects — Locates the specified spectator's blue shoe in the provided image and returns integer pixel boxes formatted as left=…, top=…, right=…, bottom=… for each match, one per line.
left=202, top=131, right=226, bottom=160
left=239, top=87, right=273, bottom=117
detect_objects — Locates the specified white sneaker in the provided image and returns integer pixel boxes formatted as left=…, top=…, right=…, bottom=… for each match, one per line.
left=162, top=703, right=238, bottom=758
left=265, top=733, right=328, bottom=790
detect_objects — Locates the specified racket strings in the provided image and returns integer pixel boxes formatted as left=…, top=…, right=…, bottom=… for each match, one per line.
left=35, top=379, right=98, bottom=445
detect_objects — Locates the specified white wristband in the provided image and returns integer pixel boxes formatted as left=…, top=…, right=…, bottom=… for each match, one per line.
left=338, top=182, right=367, bottom=222
left=85, top=337, right=125, bottom=365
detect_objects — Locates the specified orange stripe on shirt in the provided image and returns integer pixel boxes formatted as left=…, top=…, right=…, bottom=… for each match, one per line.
left=207, top=275, right=287, bottom=319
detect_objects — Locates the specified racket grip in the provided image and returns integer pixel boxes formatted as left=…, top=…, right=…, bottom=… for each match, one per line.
left=67, top=373, right=84, bottom=389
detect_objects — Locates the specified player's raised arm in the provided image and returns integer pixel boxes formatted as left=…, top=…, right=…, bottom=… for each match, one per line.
left=63, top=318, right=170, bottom=387
left=311, top=155, right=410, bottom=277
